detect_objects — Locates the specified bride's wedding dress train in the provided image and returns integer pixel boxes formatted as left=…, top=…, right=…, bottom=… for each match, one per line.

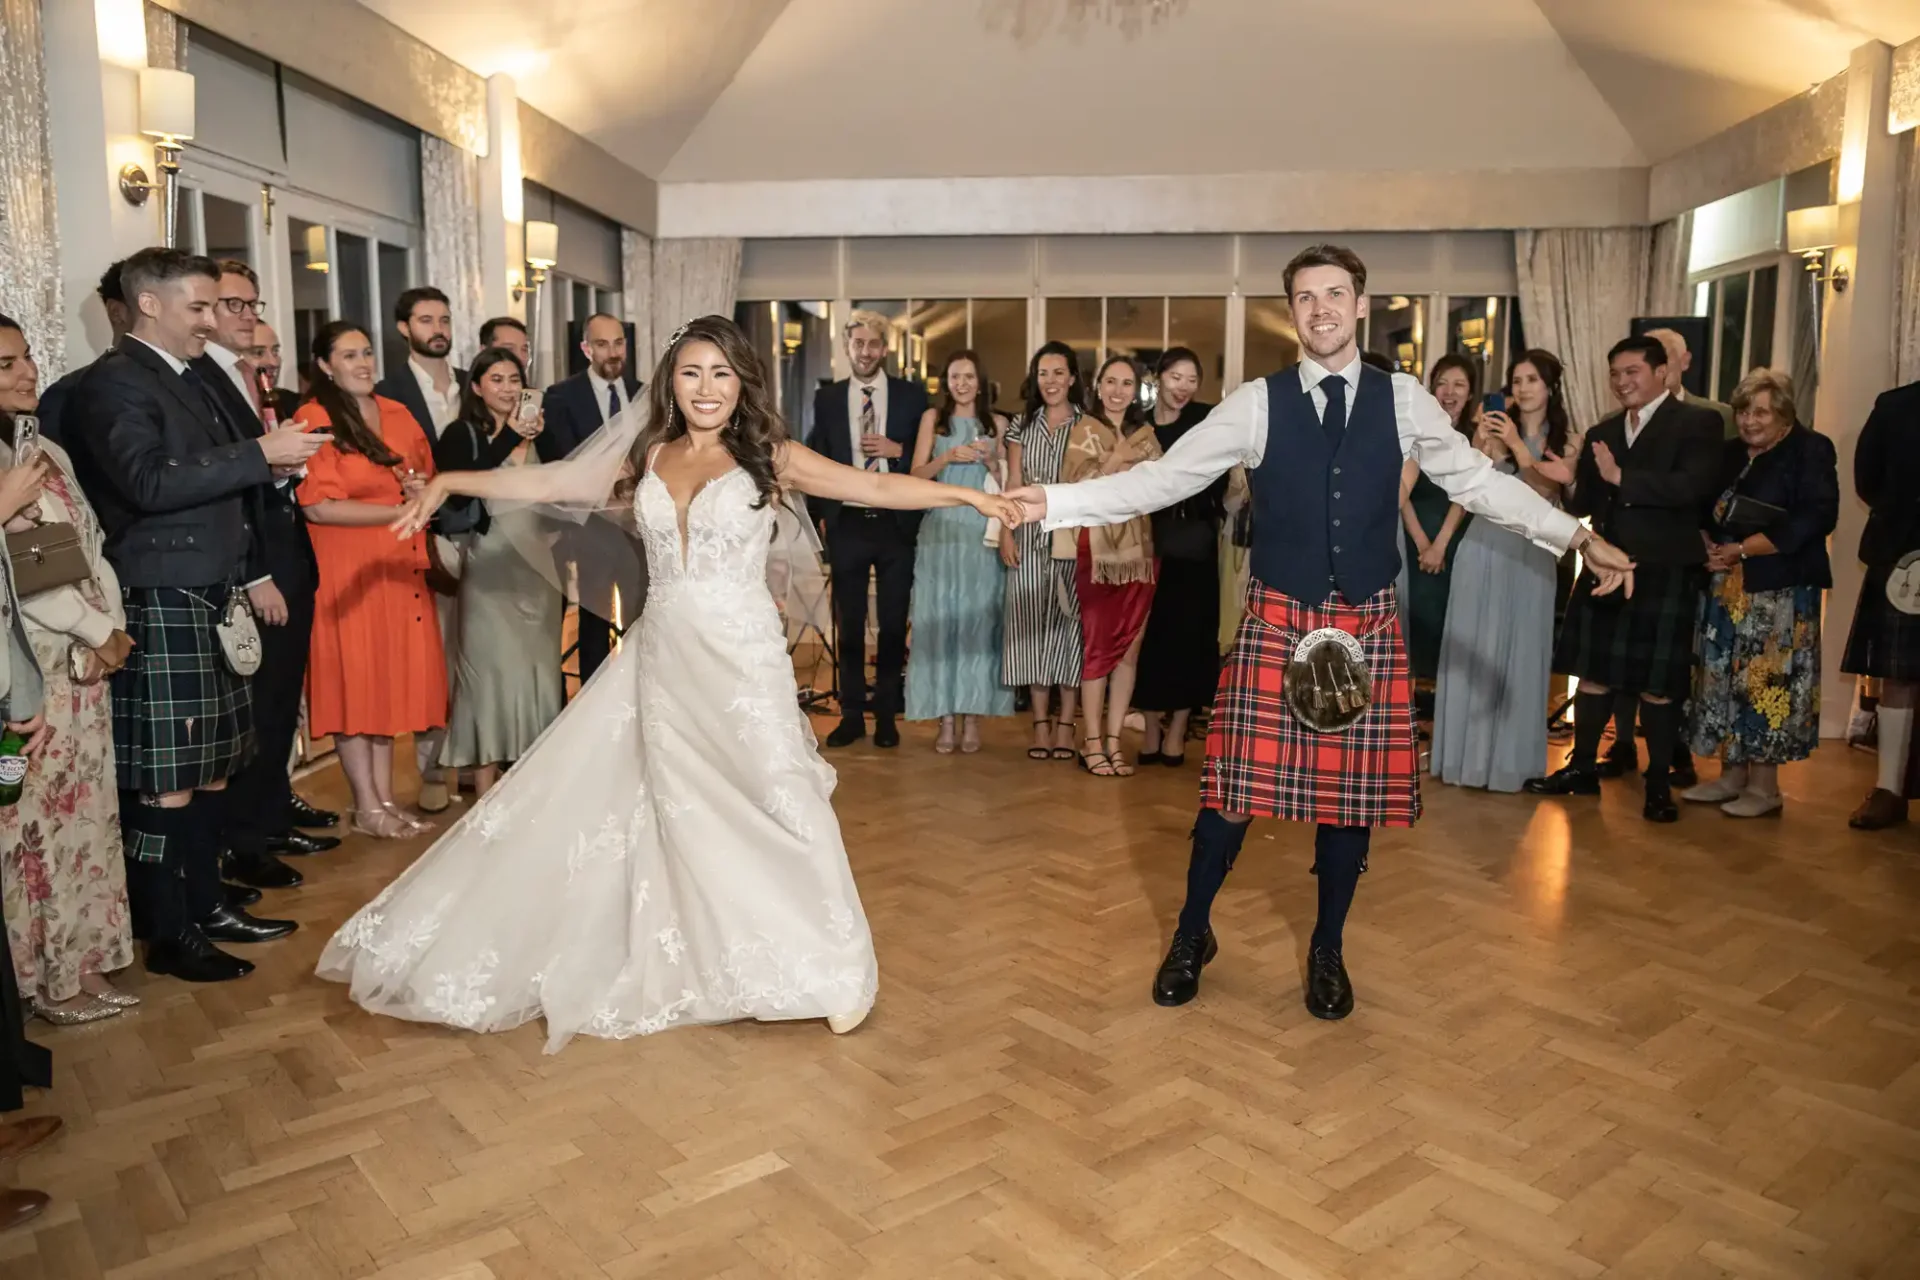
left=316, top=466, right=877, bottom=1052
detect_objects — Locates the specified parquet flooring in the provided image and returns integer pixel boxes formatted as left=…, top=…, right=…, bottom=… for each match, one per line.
left=3, top=722, right=1918, bottom=1279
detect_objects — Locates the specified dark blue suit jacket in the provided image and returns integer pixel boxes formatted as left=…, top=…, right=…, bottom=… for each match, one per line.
left=804, top=375, right=929, bottom=535
left=537, top=368, right=643, bottom=464
left=373, top=364, right=468, bottom=445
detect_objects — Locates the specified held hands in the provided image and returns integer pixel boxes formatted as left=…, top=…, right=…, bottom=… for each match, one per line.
left=1004, top=484, right=1047, bottom=522
left=391, top=475, right=450, bottom=539
left=971, top=491, right=1027, bottom=530
left=248, top=580, right=290, bottom=626
left=261, top=424, right=330, bottom=469
left=1705, top=540, right=1744, bottom=572
left=1418, top=538, right=1448, bottom=574
left=0, top=456, right=49, bottom=525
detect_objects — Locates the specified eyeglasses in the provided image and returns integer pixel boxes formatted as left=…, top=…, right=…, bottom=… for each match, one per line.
left=217, top=297, right=266, bottom=316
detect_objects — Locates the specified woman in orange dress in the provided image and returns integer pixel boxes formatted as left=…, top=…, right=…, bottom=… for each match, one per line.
left=294, top=321, right=448, bottom=839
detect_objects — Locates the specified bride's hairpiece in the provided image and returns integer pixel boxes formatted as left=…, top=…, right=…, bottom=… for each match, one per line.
left=664, top=319, right=694, bottom=351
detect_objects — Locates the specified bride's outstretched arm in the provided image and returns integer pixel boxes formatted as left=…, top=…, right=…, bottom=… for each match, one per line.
left=390, top=456, right=635, bottom=537
left=778, top=441, right=1025, bottom=526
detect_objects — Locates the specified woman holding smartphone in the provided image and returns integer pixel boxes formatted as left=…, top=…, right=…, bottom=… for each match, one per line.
left=434, top=348, right=559, bottom=796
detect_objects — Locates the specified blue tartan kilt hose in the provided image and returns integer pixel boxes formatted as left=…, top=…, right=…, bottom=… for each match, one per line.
left=1553, top=562, right=1703, bottom=700
left=112, top=584, right=256, bottom=797
left=1201, top=581, right=1421, bottom=828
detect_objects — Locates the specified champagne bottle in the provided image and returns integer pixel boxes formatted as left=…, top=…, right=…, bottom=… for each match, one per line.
left=0, top=729, right=27, bottom=807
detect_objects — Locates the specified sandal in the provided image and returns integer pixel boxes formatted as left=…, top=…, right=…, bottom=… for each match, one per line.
left=1080, top=738, right=1117, bottom=777
left=1028, top=719, right=1054, bottom=761
left=1051, top=720, right=1077, bottom=760
left=935, top=717, right=956, bottom=755
left=353, top=809, right=414, bottom=840
left=960, top=717, right=983, bottom=754
left=1105, top=735, right=1135, bottom=777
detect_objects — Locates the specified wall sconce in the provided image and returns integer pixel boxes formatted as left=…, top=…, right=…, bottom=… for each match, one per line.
left=515, top=220, right=559, bottom=301
left=781, top=320, right=804, bottom=355
left=1786, top=204, right=1849, bottom=293
left=303, top=224, right=330, bottom=273
left=118, top=68, right=196, bottom=247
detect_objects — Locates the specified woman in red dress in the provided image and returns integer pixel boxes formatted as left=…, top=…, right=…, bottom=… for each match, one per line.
left=295, top=322, right=447, bottom=839
left=1064, top=356, right=1160, bottom=777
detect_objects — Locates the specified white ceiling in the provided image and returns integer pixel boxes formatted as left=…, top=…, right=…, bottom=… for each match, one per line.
left=354, top=0, right=1920, bottom=180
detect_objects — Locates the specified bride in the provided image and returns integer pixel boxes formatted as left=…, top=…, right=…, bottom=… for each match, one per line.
left=315, top=315, right=1024, bottom=1050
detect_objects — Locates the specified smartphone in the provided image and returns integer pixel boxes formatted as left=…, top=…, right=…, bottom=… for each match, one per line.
left=515, top=387, right=543, bottom=425
left=12, top=414, right=40, bottom=464
left=1482, top=392, right=1507, bottom=416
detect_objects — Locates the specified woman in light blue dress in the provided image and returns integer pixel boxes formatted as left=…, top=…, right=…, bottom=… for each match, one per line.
left=905, top=350, right=1015, bottom=752
left=1431, top=349, right=1573, bottom=793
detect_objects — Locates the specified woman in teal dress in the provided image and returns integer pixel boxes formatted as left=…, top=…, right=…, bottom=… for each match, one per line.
left=1400, top=354, right=1477, bottom=684
left=905, top=350, right=1015, bottom=752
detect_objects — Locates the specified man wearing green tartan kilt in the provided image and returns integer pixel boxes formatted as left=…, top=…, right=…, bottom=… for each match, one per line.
left=66, top=249, right=328, bottom=983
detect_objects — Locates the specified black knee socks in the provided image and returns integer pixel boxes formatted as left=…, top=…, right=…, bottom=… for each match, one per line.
left=1639, top=700, right=1680, bottom=792
left=1175, top=809, right=1250, bottom=938
left=184, top=790, right=226, bottom=919
left=1309, top=825, right=1368, bottom=954
left=1570, top=690, right=1613, bottom=771
left=122, top=798, right=197, bottom=940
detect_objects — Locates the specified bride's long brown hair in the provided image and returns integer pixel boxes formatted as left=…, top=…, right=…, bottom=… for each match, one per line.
left=631, top=315, right=786, bottom=510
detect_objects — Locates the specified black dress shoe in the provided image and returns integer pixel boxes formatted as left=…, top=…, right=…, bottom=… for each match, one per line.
left=1523, top=766, right=1601, bottom=797
left=201, top=904, right=298, bottom=943
left=1152, top=930, right=1218, bottom=1007
left=1643, top=790, right=1680, bottom=823
left=287, top=796, right=339, bottom=829
left=823, top=720, right=865, bottom=749
left=222, top=851, right=304, bottom=890
left=223, top=883, right=262, bottom=909
left=873, top=719, right=900, bottom=749
left=1596, top=750, right=1639, bottom=779
left=1305, top=946, right=1355, bottom=1020
left=265, top=829, right=341, bottom=856
left=1670, top=760, right=1699, bottom=790
left=146, top=929, right=253, bottom=982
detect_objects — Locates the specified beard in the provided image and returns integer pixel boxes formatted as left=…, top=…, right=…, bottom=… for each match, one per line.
left=595, top=355, right=626, bottom=381
left=410, top=333, right=452, bottom=359
left=1300, top=322, right=1353, bottom=361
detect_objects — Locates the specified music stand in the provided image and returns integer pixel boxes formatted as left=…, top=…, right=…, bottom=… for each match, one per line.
left=782, top=557, right=840, bottom=716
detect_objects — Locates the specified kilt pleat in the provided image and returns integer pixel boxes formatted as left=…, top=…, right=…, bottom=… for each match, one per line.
left=1552, top=562, right=1702, bottom=700
left=1841, top=563, right=1920, bottom=682
left=1201, top=581, right=1420, bottom=827
left=112, top=585, right=255, bottom=796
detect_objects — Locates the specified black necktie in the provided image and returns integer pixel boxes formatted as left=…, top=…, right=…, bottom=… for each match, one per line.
left=606, top=383, right=620, bottom=422
left=180, top=364, right=238, bottom=442
left=1319, top=373, right=1348, bottom=445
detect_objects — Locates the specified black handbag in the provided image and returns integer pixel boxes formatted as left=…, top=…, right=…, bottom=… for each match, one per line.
left=1720, top=494, right=1786, bottom=538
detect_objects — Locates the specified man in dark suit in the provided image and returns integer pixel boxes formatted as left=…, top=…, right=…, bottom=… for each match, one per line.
left=195, top=260, right=336, bottom=897
left=66, top=248, right=328, bottom=982
left=247, top=319, right=302, bottom=424
left=37, top=259, right=132, bottom=449
left=373, top=286, right=464, bottom=808
left=540, top=313, right=643, bottom=690
left=1525, top=334, right=1723, bottom=821
left=480, top=315, right=531, bottom=371
left=805, top=310, right=930, bottom=748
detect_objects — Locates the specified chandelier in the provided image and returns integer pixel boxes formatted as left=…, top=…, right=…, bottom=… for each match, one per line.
left=983, top=0, right=1190, bottom=40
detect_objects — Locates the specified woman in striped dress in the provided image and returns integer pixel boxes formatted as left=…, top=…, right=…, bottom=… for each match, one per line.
left=1002, top=343, right=1084, bottom=760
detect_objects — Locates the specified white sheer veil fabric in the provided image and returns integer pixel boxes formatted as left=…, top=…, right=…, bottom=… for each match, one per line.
left=478, top=394, right=832, bottom=646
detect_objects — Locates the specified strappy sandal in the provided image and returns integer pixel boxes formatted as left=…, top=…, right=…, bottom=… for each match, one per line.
left=960, top=716, right=983, bottom=754
left=1028, top=718, right=1054, bottom=760
left=1080, top=738, right=1117, bottom=776
left=1051, top=720, right=1077, bottom=761
left=1105, top=735, right=1135, bottom=777
left=935, top=717, right=957, bottom=755
left=352, top=810, right=413, bottom=840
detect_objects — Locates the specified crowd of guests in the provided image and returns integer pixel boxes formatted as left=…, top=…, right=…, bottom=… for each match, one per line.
left=817, top=312, right=1918, bottom=835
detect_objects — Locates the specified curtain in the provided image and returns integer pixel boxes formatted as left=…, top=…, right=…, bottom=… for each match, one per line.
left=1646, top=214, right=1693, bottom=317
left=419, top=135, right=486, bottom=368
left=144, top=1, right=186, bottom=71
left=0, top=0, right=64, bottom=379
left=1514, top=228, right=1655, bottom=430
left=621, top=227, right=654, bottom=372
left=1896, top=130, right=1920, bottom=387
left=651, top=239, right=741, bottom=353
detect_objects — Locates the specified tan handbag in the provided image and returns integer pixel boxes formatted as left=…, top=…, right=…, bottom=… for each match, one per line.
left=6, top=521, right=91, bottom=598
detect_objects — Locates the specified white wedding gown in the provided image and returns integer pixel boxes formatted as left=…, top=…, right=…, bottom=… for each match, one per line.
left=316, top=466, right=878, bottom=1051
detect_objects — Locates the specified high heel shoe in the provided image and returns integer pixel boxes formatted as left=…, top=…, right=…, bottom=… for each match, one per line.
left=82, top=983, right=140, bottom=1008
left=352, top=810, right=412, bottom=839
left=827, top=1003, right=872, bottom=1034
left=381, top=802, right=433, bottom=833
left=32, top=996, right=123, bottom=1026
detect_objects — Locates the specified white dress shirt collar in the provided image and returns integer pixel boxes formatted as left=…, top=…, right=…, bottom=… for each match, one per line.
left=1298, top=353, right=1363, bottom=395
left=1625, top=390, right=1670, bottom=445
left=205, top=340, right=259, bottom=413
left=409, top=357, right=461, bottom=430
left=127, top=334, right=189, bottom=376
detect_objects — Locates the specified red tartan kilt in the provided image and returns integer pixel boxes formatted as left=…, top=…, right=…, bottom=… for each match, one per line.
left=1201, top=580, right=1421, bottom=827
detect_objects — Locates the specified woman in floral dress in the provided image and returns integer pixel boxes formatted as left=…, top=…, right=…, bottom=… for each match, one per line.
left=1685, top=370, right=1838, bottom=818
left=0, top=315, right=137, bottom=1023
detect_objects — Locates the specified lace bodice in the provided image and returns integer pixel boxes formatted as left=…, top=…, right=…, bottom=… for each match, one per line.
left=636, top=467, right=773, bottom=596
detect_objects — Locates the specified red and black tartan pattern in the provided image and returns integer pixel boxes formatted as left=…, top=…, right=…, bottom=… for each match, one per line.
left=1200, top=581, right=1420, bottom=827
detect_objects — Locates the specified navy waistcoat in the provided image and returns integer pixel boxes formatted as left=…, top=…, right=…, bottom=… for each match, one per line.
left=1248, top=362, right=1403, bottom=605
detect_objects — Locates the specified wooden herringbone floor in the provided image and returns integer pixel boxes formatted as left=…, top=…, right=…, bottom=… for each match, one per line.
left=3, top=723, right=1918, bottom=1279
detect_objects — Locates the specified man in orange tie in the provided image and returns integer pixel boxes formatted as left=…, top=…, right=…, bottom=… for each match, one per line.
left=1524, top=335, right=1723, bottom=821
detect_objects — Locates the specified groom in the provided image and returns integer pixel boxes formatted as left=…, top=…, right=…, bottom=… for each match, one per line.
left=1009, top=244, right=1634, bottom=1020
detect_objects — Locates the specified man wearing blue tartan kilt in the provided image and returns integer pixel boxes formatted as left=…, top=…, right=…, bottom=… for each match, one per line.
left=1524, top=335, right=1723, bottom=822
left=1010, top=246, right=1635, bottom=1021
left=65, top=249, right=329, bottom=983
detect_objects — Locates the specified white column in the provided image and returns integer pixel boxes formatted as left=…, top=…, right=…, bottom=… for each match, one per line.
left=45, top=0, right=166, bottom=368
left=475, top=72, right=522, bottom=324
left=1816, top=41, right=1900, bottom=737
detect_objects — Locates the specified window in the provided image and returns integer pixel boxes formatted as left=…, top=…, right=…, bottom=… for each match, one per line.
left=734, top=300, right=834, bottom=441
left=1692, top=262, right=1785, bottom=401
left=1446, top=296, right=1521, bottom=392
left=1168, top=298, right=1227, bottom=398
left=1363, top=296, right=1425, bottom=378
left=970, top=300, right=1028, bottom=417
left=1040, top=296, right=1229, bottom=409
